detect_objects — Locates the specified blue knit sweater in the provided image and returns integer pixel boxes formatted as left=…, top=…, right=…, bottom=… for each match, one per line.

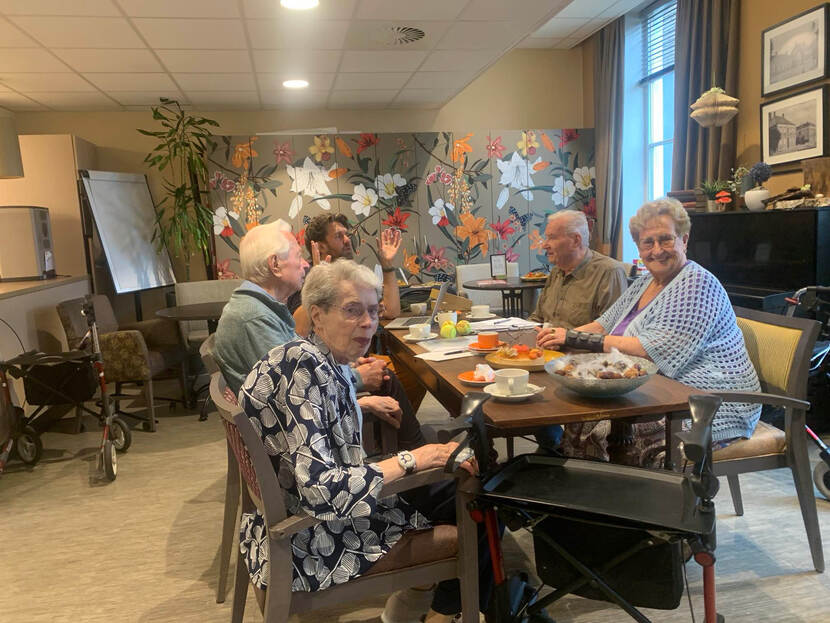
left=597, top=262, right=761, bottom=442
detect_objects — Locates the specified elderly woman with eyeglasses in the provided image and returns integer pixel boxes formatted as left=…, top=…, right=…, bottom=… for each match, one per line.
left=237, top=259, right=492, bottom=623
left=540, top=198, right=761, bottom=464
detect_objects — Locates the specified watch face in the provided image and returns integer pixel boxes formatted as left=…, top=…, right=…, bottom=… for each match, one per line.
left=397, top=451, right=415, bottom=473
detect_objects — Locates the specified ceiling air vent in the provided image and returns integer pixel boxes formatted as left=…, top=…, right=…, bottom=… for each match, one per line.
left=374, top=25, right=426, bottom=46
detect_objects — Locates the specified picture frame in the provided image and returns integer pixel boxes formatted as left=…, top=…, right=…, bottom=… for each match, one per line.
left=761, top=86, right=827, bottom=167
left=489, top=253, right=507, bottom=279
left=762, top=4, right=829, bottom=97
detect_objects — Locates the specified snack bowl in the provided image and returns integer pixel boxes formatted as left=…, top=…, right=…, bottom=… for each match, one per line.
left=544, top=353, right=658, bottom=398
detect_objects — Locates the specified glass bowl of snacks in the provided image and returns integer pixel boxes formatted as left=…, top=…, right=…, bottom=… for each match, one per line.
left=544, top=350, right=658, bottom=397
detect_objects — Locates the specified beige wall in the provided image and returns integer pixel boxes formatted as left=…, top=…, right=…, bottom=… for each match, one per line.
left=737, top=0, right=824, bottom=195
left=579, top=36, right=595, bottom=128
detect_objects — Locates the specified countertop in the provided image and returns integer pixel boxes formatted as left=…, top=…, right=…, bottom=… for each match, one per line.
left=0, top=275, right=89, bottom=301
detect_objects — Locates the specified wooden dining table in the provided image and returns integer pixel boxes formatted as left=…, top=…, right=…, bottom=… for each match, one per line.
left=383, top=325, right=700, bottom=470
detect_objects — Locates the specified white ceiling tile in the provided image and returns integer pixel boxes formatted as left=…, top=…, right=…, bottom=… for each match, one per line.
left=600, top=0, right=643, bottom=18
left=0, top=92, right=46, bottom=110
left=260, top=89, right=330, bottom=109
left=517, top=37, right=561, bottom=49
left=84, top=72, right=177, bottom=91
left=556, top=0, right=618, bottom=19
left=116, top=0, right=240, bottom=18
left=27, top=91, right=121, bottom=109
left=186, top=91, right=260, bottom=108
left=108, top=91, right=186, bottom=106
left=333, top=71, right=410, bottom=90
left=9, top=17, right=145, bottom=48
left=391, top=88, right=455, bottom=108
left=354, top=0, right=467, bottom=21
left=243, top=0, right=357, bottom=19
left=133, top=19, right=247, bottom=49
left=405, top=71, right=470, bottom=89
left=340, top=50, right=426, bottom=72
left=0, top=0, right=120, bottom=16
left=435, top=21, right=526, bottom=50
left=174, top=73, right=257, bottom=91
left=533, top=17, right=585, bottom=39
left=328, top=90, right=398, bottom=108
left=246, top=19, right=349, bottom=50
left=569, top=18, right=610, bottom=40
left=0, top=72, right=96, bottom=91
left=252, top=50, right=341, bottom=73
left=458, top=0, right=560, bottom=21
left=0, top=48, right=68, bottom=71
left=420, top=50, right=496, bottom=72
left=258, top=72, right=334, bottom=90
left=157, top=50, right=252, bottom=73
left=58, top=48, right=163, bottom=72
left=0, top=19, right=38, bottom=47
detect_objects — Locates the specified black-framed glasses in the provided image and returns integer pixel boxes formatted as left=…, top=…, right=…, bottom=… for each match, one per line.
left=637, top=234, right=677, bottom=251
left=338, top=302, right=380, bottom=321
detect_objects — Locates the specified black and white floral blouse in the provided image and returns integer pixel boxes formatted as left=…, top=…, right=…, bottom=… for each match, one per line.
left=237, top=334, right=430, bottom=591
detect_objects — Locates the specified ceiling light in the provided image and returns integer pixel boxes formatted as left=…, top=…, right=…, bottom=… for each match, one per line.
left=280, top=0, right=319, bottom=9
left=283, top=79, right=309, bottom=89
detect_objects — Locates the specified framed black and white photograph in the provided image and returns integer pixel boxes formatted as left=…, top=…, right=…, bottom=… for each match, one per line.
left=489, top=253, right=507, bottom=279
left=761, top=86, right=827, bottom=166
left=762, top=4, right=828, bottom=96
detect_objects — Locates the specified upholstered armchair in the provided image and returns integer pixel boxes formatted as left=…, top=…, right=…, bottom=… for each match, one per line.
left=57, top=295, right=189, bottom=432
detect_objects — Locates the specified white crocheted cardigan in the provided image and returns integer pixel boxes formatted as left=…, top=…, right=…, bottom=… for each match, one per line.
left=597, top=261, right=761, bottom=442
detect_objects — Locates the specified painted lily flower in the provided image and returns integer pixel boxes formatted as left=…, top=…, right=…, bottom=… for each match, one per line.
left=216, top=259, right=239, bottom=280
left=552, top=176, right=576, bottom=207
left=489, top=217, right=516, bottom=241
left=376, top=172, right=407, bottom=200
left=213, top=206, right=239, bottom=237
left=428, top=198, right=454, bottom=226
left=516, top=131, right=539, bottom=157
left=273, top=141, right=294, bottom=165
left=381, top=207, right=411, bottom=230
left=573, top=166, right=593, bottom=191
left=425, top=165, right=451, bottom=185
left=529, top=228, right=545, bottom=251
left=294, top=227, right=306, bottom=249
left=422, top=245, right=451, bottom=271
left=335, top=136, right=352, bottom=158
left=231, top=137, right=258, bottom=169
left=456, top=212, right=494, bottom=256
left=357, top=133, right=379, bottom=154
left=452, top=133, right=473, bottom=163
left=286, top=157, right=333, bottom=218
left=308, top=134, right=335, bottom=162
left=505, top=247, right=519, bottom=263
left=486, top=135, right=505, bottom=159
left=496, top=151, right=539, bottom=209
left=584, top=197, right=597, bottom=219
left=559, top=129, right=579, bottom=147
left=403, top=249, right=420, bottom=274
left=350, top=184, right=378, bottom=217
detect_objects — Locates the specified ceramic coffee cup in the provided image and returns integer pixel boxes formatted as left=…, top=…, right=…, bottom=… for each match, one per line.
left=410, top=302, right=427, bottom=315
left=478, top=332, right=499, bottom=348
left=494, top=368, right=529, bottom=395
left=436, top=311, right=458, bottom=326
left=470, top=304, right=490, bottom=318
left=408, top=323, right=431, bottom=339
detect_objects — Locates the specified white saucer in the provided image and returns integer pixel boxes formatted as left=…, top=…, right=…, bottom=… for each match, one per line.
left=468, top=313, right=497, bottom=321
left=483, top=382, right=545, bottom=402
left=403, top=332, right=438, bottom=342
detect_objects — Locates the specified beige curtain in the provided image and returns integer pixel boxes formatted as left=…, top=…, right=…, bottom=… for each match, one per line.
left=594, top=17, right=625, bottom=258
left=671, top=0, right=740, bottom=189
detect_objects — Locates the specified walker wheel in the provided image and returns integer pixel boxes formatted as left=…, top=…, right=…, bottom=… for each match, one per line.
left=814, top=462, right=830, bottom=501
left=15, top=426, right=43, bottom=465
left=110, top=417, right=132, bottom=452
left=103, top=440, right=117, bottom=481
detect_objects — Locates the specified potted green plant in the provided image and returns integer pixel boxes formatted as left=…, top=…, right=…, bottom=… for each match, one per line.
left=700, top=179, right=730, bottom=212
left=744, top=162, right=772, bottom=211
left=138, top=98, right=220, bottom=280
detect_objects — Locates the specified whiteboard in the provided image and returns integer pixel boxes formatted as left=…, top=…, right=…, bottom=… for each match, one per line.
left=80, top=170, right=176, bottom=293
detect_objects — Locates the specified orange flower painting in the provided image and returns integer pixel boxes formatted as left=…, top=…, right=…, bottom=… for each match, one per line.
left=403, top=249, right=419, bottom=274
left=231, top=137, right=258, bottom=169
left=452, top=133, right=473, bottom=163
left=335, top=136, right=353, bottom=159
left=456, top=212, right=494, bottom=256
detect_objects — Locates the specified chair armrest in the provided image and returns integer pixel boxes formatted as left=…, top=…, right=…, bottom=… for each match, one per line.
left=121, top=318, right=183, bottom=348
left=98, top=330, right=151, bottom=380
left=269, top=513, right=318, bottom=540
left=707, top=391, right=809, bottom=412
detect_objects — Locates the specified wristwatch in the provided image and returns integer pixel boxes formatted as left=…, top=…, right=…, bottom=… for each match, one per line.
left=397, top=450, right=417, bottom=474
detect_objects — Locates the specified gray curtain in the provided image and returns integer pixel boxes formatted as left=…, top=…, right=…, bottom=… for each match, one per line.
left=594, top=17, right=625, bottom=257
left=671, top=0, right=740, bottom=190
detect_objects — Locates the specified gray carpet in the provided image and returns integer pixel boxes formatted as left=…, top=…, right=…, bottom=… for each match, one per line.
left=1, top=385, right=829, bottom=623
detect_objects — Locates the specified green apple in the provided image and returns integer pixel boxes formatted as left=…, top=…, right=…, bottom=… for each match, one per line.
left=455, top=320, right=472, bottom=336
left=440, top=321, right=457, bottom=339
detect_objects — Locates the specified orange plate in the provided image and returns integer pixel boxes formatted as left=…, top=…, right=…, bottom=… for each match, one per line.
left=485, top=349, right=564, bottom=370
left=469, top=340, right=506, bottom=351
left=457, top=370, right=492, bottom=386
left=520, top=275, right=547, bottom=282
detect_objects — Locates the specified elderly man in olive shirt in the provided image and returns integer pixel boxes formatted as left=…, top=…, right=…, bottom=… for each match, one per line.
left=533, top=210, right=627, bottom=347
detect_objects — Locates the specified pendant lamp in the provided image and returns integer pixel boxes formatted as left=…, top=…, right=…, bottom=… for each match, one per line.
left=690, top=86, right=739, bottom=128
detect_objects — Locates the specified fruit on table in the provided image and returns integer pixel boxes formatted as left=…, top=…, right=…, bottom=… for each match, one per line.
left=440, top=321, right=457, bottom=339
left=455, top=320, right=472, bottom=335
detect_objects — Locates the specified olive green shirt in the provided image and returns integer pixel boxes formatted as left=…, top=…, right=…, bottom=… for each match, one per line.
left=528, top=249, right=628, bottom=329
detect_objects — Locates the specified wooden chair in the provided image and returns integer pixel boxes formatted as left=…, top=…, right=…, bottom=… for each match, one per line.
left=209, top=373, right=480, bottom=623
left=708, top=306, right=824, bottom=572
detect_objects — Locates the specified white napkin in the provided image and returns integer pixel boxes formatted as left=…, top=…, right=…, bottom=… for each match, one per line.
left=474, top=363, right=495, bottom=381
left=415, top=351, right=474, bottom=362
left=418, top=335, right=477, bottom=352
left=469, top=317, right=540, bottom=332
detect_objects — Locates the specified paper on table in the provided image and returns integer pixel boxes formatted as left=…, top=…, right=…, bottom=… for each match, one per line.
left=418, top=335, right=477, bottom=352
left=415, top=351, right=474, bottom=362
left=469, top=317, right=540, bottom=331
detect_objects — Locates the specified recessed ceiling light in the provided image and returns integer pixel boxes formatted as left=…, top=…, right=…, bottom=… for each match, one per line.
left=280, top=0, right=319, bottom=9
left=283, top=79, right=309, bottom=89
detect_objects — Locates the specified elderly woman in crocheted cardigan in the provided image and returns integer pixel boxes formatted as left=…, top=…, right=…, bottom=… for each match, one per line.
left=237, top=259, right=491, bottom=623
left=537, top=198, right=761, bottom=465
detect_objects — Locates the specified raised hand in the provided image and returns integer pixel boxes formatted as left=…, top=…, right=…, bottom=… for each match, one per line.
left=310, top=241, right=331, bottom=266
left=377, top=227, right=402, bottom=268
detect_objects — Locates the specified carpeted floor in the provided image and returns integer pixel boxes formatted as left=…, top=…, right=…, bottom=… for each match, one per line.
left=1, top=384, right=829, bottom=623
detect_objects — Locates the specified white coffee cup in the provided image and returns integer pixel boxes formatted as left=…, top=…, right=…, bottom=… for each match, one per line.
left=410, top=302, right=427, bottom=314
left=408, top=323, right=431, bottom=339
left=436, top=311, right=458, bottom=326
left=494, top=368, right=529, bottom=395
left=470, top=304, right=490, bottom=318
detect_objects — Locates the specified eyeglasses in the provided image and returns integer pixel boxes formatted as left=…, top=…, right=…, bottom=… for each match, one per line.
left=637, top=234, right=677, bottom=251
left=338, top=302, right=380, bottom=321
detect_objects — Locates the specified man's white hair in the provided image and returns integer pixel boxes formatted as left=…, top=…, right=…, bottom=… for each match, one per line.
left=239, top=219, right=293, bottom=283
left=548, top=210, right=590, bottom=248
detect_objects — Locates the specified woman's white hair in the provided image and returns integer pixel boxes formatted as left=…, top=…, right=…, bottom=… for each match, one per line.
left=239, top=219, right=293, bottom=283
left=302, top=259, right=381, bottom=314
left=629, top=198, right=691, bottom=242
left=548, top=209, right=590, bottom=248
